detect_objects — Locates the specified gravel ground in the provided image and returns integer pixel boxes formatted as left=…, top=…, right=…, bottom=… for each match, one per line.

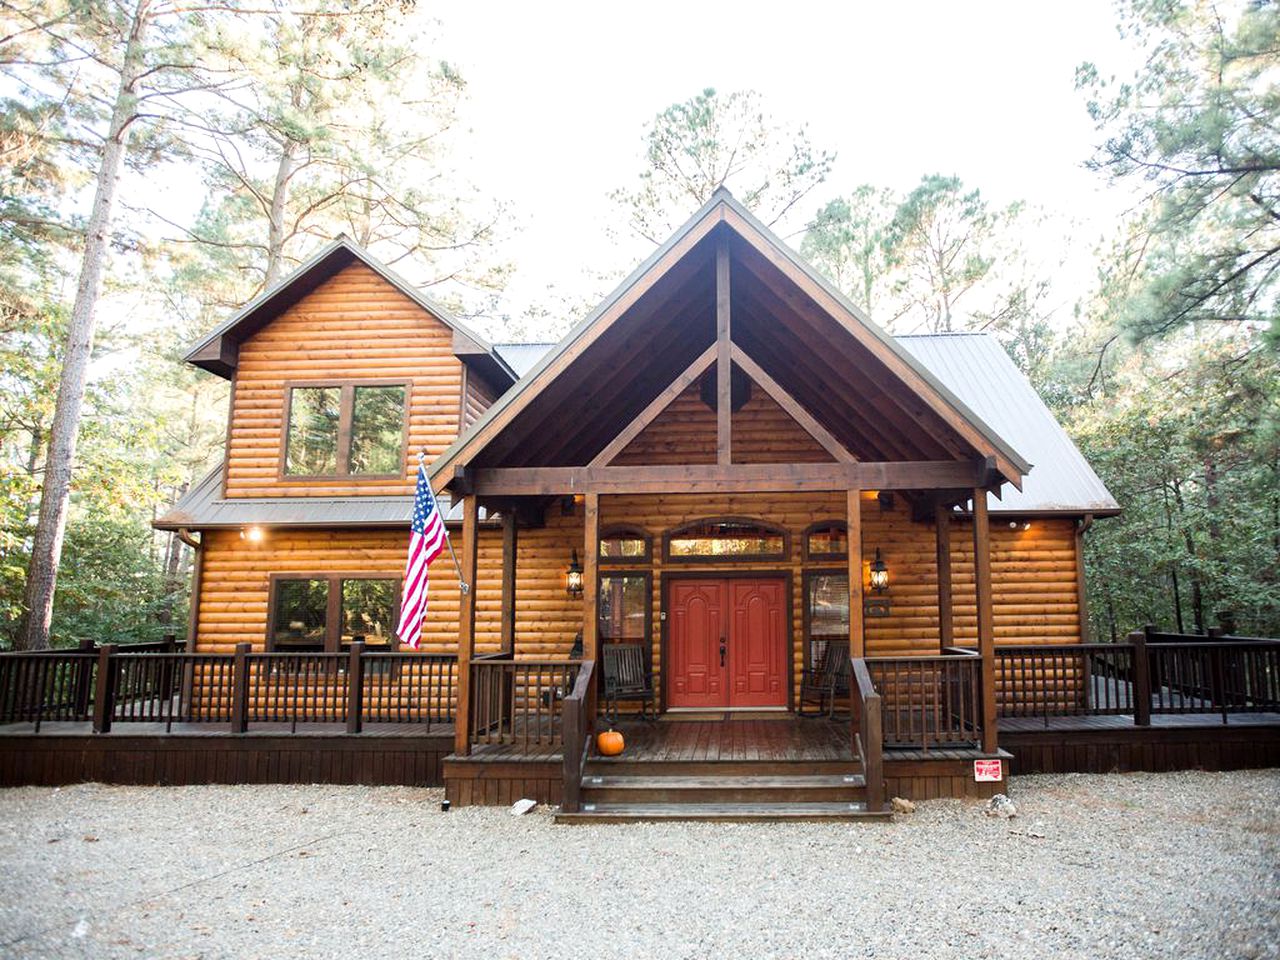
left=0, top=770, right=1276, bottom=960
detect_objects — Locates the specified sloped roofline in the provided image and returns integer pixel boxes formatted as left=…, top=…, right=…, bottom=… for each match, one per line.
left=430, top=187, right=1031, bottom=487
left=183, top=235, right=516, bottom=386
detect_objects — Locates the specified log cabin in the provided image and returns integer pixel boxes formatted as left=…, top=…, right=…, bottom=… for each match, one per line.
left=148, top=188, right=1152, bottom=816
left=1, top=189, right=1270, bottom=810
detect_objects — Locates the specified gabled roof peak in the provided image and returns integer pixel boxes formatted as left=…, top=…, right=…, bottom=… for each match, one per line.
left=182, top=235, right=515, bottom=386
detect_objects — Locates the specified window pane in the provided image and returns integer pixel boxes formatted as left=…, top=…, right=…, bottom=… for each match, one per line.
left=286, top=387, right=341, bottom=475
left=350, top=385, right=405, bottom=475
left=601, top=533, right=647, bottom=560
left=341, top=579, right=398, bottom=647
left=668, top=520, right=785, bottom=558
left=807, top=523, right=847, bottom=558
left=599, top=575, right=647, bottom=642
left=272, top=579, right=329, bottom=651
left=808, top=574, right=849, bottom=665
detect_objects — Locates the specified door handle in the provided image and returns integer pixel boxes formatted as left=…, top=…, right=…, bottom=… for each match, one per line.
left=719, top=638, right=727, bottom=668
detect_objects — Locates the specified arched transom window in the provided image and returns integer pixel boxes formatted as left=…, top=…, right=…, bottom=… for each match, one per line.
left=664, top=518, right=789, bottom=562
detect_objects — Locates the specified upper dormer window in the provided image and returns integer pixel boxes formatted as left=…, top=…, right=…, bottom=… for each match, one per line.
left=284, top=382, right=407, bottom=477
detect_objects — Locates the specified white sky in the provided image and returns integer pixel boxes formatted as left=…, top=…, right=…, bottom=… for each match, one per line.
left=435, top=0, right=1142, bottom=338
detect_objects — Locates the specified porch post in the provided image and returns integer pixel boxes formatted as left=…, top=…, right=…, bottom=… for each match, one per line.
left=500, top=511, right=517, bottom=656
left=453, top=494, right=479, bottom=757
left=583, top=492, right=600, bottom=719
left=847, top=488, right=864, bottom=658
left=936, top=505, right=954, bottom=652
left=972, top=489, right=998, bottom=753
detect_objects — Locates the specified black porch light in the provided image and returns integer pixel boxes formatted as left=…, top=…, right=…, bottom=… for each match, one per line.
left=869, top=547, right=889, bottom=593
left=565, top=549, right=584, bottom=598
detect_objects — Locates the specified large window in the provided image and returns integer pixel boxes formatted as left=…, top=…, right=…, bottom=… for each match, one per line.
left=269, top=575, right=399, bottom=652
left=599, top=573, right=650, bottom=645
left=805, top=572, right=849, bottom=669
left=664, top=518, right=788, bottom=562
left=284, top=382, right=407, bottom=477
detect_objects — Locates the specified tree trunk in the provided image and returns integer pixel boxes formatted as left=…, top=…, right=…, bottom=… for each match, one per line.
left=263, top=138, right=297, bottom=288
left=18, top=0, right=151, bottom=651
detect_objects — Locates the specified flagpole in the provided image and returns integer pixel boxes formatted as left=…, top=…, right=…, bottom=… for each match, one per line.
left=419, top=452, right=470, bottom=595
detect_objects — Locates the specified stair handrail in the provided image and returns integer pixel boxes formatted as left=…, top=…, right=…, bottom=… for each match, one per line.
left=851, top=657, right=884, bottom=813
left=560, top=659, right=596, bottom=814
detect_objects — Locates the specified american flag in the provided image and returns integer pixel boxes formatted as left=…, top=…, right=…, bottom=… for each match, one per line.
left=395, top=462, right=448, bottom=649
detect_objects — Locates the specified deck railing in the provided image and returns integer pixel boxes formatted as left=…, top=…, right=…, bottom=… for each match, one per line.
left=1146, top=640, right=1280, bottom=720
left=865, top=653, right=983, bottom=750
left=0, top=642, right=457, bottom=734
left=560, top=660, right=597, bottom=814
left=850, top=658, right=884, bottom=813
left=994, top=643, right=1138, bottom=722
left=467, top=656, right=583, bottom=750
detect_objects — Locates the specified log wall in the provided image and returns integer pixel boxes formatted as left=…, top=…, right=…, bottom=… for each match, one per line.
left=223, top=262, right=467, bottom=499
left=193, top=495, right=1082, bottom=703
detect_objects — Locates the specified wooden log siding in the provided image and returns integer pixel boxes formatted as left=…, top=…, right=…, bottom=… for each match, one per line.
left=612, top=379, right=836, bottom=466
left=223, top=262, right=467, bottom=498
left=191, top=498, right=1082, bottom=711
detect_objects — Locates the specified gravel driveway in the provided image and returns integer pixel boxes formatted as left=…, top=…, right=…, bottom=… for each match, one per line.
left=0, top=770, right=1275, bottom=960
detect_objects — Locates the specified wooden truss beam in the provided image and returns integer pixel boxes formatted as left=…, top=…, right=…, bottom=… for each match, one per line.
left=468, top=460, right=993, bottom=496
left=730, top=344, right=855, bottom=464
left=716, top=236, right=732, bottom=465
left=590, top=343, right=718, bottom=468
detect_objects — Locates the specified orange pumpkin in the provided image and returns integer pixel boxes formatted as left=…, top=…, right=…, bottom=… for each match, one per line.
left=596, top=728, right=625, bottom=756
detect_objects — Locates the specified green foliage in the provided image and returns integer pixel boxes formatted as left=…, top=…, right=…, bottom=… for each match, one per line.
left=613, top=88, right=836, bottom=244
left=1079, top=0, right=1280, bottom=344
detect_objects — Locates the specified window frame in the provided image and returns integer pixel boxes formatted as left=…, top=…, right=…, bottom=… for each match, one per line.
left=662, top=516, right=790, bottom=564
left=598, top=524, right=653, bottom=566
left=803, top=519, right=849, bottom=563
left=266, top=572, right=403, bottom=653
left=279, top=379, right=411, bottom=480
left=802, top=568, right=851, bottom=672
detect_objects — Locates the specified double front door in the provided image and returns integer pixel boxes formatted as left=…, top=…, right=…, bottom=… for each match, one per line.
left=667, top=577, right=788, bottom=709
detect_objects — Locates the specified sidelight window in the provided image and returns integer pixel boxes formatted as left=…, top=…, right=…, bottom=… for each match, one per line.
left=805, top=572, right=849, bottom=669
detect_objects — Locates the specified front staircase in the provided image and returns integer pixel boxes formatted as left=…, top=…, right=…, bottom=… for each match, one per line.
left=555, top=754, right=889, bottom=823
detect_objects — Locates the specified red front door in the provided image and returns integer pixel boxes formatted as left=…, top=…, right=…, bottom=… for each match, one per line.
left=668, top=577, right=788, bottom=709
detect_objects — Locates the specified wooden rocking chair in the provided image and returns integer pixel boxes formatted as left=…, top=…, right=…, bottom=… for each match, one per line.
left=601, top=643, right=655, bottom=722
left=798, top=640, right=852, bottom=718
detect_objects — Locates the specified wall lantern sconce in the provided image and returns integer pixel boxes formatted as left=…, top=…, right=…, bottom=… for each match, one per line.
left=565, top=549, right=584, bottom=598
left=240, top=525, right=265, bottom=543
left=869, top=547, right=889, bottom=593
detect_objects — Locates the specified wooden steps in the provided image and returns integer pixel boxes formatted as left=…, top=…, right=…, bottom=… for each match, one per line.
left=555, top=756, right=889, bottom=823
left=557, top=801, right=886, bottom=823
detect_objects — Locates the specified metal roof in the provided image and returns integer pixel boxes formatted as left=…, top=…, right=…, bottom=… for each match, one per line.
left=154, top=466, right=492, bottom=530
left=897, top=333, right=1119, bottom=515
left=494, top=342, right=556, bottom=378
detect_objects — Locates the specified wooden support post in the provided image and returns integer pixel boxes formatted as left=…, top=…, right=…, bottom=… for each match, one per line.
left=583, top=492, right=600, bottom=719
left=935, top=506, right=954, bottom=652
left=715, top=236, right=731, bottom=466
left=346, top=641, right=365, bottom=734
left=454, top=495, right=479, bottom=757
left=500, top=511, right=517, bottom=655
left=848, top=488, right=865, bottom=658
left=1129, top=630, right=1151, bottom=727
left=972, top=490, right=997, bottom=753
left=91, top=643, right=117, bottom=734
left=230, top=642, right=250, bottom=734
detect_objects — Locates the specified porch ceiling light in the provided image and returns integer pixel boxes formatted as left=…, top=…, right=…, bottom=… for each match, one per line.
left=566, top=549, right=584, bottom=598
left=869, top=547, right=889, bottom=593
left=241, top=524, right=265, bottom=543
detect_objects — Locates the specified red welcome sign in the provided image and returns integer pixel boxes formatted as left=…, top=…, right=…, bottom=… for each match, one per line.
left=974, top=759, right=1003, bottom=782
